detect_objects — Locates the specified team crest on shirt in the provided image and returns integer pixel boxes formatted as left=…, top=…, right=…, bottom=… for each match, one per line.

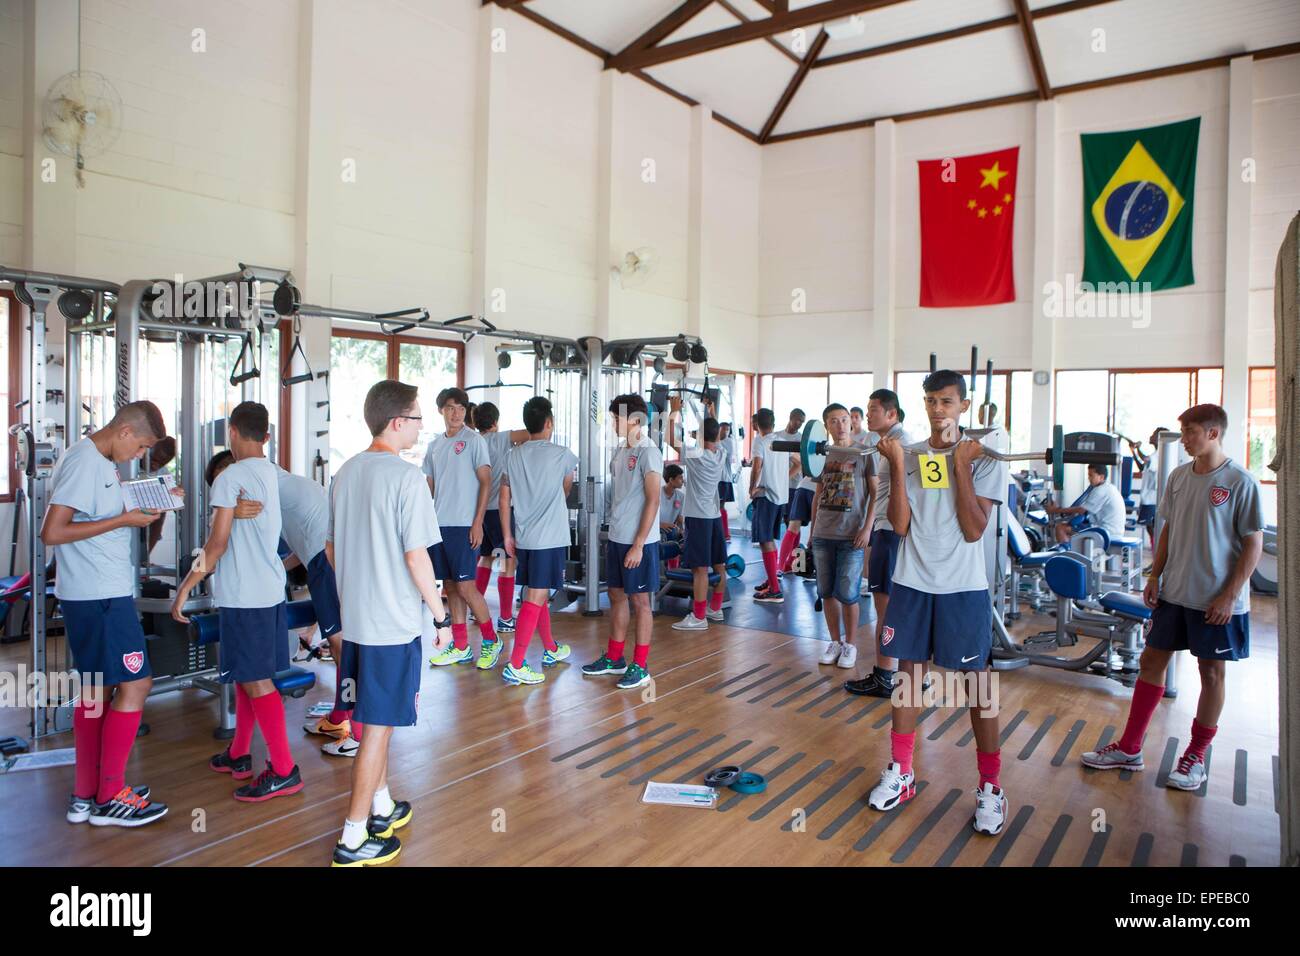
left=1209, top=486, right=1230, bottom=507
left=627, top=455, right=638, bottom=471
left=454, top=441, right=466, bottom=455
left=122, top=652, right=144, bottom=675
left=881, top=625, right=894, bottom=647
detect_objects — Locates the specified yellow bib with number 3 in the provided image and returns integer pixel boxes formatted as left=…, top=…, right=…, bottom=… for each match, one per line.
left=918, top=453, right=949, bottom=489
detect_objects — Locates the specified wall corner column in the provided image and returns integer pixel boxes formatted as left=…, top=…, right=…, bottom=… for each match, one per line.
left=1029, top=98, right=1059, bottom=465
left=1222, top=55, right=1254, bottom=462
left=872, top=119, right=896, bottom=389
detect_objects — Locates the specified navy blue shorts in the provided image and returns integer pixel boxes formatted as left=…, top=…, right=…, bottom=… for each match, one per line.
left=684, top=516, right=726, bottom=568
left=880, top=584, right=992, bottom=671
left=718, top=480, right=735, bottom=504
left=1137, top=504, right=1156, bottom=525
left=606, top=541, right=661, bottom=593
left=62, top=596, right=151, bottom=685
left=218, top=603, right=288, bottom=684
left=338, top=637, right=421, bottom=727
left=517, top=546, right=566, bottom=591
left=306, top=550, right=342, bottom=638
left=788, top=487, right=815, bottom=524
left=867, top=528, right=901, bottom=595
left=430, top=526, right=477, bottom=582
left=481, top=510, right=514, bottom=557
left=751, top=496, right=782, bottom=544
left=1147, top=601, right=1250, bottom=661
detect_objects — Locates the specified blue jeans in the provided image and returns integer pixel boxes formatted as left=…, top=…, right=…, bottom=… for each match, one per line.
left=811, top=537, right=864, bottom=605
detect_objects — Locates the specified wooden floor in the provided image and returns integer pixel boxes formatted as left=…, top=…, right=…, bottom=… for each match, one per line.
left=0, top=584, right=1281, bottom=867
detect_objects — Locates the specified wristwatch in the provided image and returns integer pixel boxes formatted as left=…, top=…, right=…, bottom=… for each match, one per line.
left=433, top=615, right=452, bottom=630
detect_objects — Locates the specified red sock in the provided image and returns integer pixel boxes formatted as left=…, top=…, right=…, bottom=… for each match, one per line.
left=693, top=600, right=706, bottom=619
left=475, top=565, right=491, bottom=595
left=1117, top=678, right=1165, bottom=754
left=250, top=691, right=295, bottom=777
left=328, top=662, right=348, bottom=725
left=667, top=557, right=680, bottom=569
left=762, top=550, right=780, bottom=591
left=607, top=639, right=626, bottom=661
left=890, top=730, right=915, bottom=776
left=73, top=702, right=106, bottom=799
left=96, top=708, right=142, bottom=803
left=777, top=529, right=799, bottom=572
left=351, top=720, right=363, bottom=742
left=977, top=749, right=1002, bottom=789
left=510, top=601, right=542, bottom=668
left=1186, top=719, right=1217, bottom=762
left=720, top=509, right=730, bottom=539
left=497, top=576, right=516, bottom=620
left=709, top=589, right=725, bottom=612
left=452, top=622, right=469, bottom=651
left=232, top=684, right=255, bottom=759
left=537, top=605, right=557, bottom=652
left=634, top=643, right=650, bottom=668
left=478, top=620, right=497, bottom=644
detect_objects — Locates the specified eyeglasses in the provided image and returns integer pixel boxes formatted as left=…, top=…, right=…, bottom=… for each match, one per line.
left=395, top=415, right=423, bottom=423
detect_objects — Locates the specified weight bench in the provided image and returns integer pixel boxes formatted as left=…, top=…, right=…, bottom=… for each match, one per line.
left=1006, top=513, right=1056, bottom=616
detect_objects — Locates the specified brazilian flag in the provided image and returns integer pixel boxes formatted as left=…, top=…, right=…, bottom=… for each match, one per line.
left=1082, top=117, right=1199, bottom=290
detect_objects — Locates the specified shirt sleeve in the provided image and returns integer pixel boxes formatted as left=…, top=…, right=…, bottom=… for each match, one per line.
left=398, top=471, right=439, bottom=553
left=421, top=442, right=435, bottom=479
left=49, top=453, right=98, bottom=515
left=971, top=452, right=1007, bottom=504
left=1156, top=469, right=1178, bottom=523
left=326, top=477, right=336, bottom=542
left=643, top=445, right=664, bottom=476
left=210, top=468, right=240, bottom=509
left=472, top=435, right=491, bottom=471
left=564, top=449, right=579, bottom=477
left=1234, top=474, right=1266, bottom=539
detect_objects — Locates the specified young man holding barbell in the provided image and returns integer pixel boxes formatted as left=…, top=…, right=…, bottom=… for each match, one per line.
left=868, top=370, right=1010, bottom=837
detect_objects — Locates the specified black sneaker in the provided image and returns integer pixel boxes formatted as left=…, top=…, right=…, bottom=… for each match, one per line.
left=368, top=800, right=413, bottom=838
left=210, top=748, right=253, bottom=780
left=68, top=785, right=151, bottom=824
left=845, top=671, right=895, bottom=698
left=754, top=590, right=785, bottom=604
left=89, top=787, right=169, bottom=827
left=233, top=762, right=304, bottom=803
left=581, top=655, right=628, bottom=676
left=332, top=833, right=401, bottom=867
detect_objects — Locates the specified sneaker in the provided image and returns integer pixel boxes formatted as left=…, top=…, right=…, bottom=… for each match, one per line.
left=89, top=787, right=169, bottom=827
left=323, top=736, right=360, bottom=758
left=753, top=583, right=771, bottom=596
left=617, top=663, right=651, bottom=690
left=233, top=762, right=304, bottom=803
left=67, top=786, right=151, bottom=824
left=210, top=748, right=254, bottom=779
left=476, top=639, right=504, bottom=671
left=368, top=800, right=413, bottom=838
left=706, top=607, right=725, bottom=622
left=868, top=762, right=916, bottom=812
left=672, top=613, right=708, bottom=631
left=1165, top=753, right=1207, bottom=791
left=429, top=643, right=474, bottom=667
left=542, top=643, right=571, bottom=667
left=819, top=642, right=843, bottom=665
left=754, top=590, right=785, bottom=604
left=303, top=716, right=350, bottom=740
left=844, top=670, right=895, bottom=698
left=1080, top=741, right=1144, bottom=772
left=836, top=643, right=858, bottom=669
left=581, top=655, right=628, bottom=677
left=973, top=782, right=1008, bottom=835
left=332, top=834, right=401, bottom=867
left=496, top=617, right=516, bottom=633
left=502, top=661, right=545, bottom=685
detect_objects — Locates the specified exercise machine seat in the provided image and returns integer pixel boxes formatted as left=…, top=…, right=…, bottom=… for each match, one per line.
left=1071, top=526, right=1110, bottom=551
left=285, top=598, right=317, bottom=630
left=1018, top=552, right=1057, bottom=568
left=660, top=540, right=683, bottom=562
left=1108, top=534, right=1142, bottom=551
left=1099, top=591, right=1152, bottom=621
left=191, top=612, right=220, bottom=645
left=1045, top=553, right=1090, bottom=601
left=273, top=666, right=316, bottom=697
left=664, top=568, right=720, bottom=586
left=1008, top=514, right=1057, bottom=567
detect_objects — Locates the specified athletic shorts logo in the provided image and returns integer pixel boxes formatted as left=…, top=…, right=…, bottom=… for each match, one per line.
left=880, top=625, right=894, bottom=647
left=122, top=651, right=144, bottom=675
left=1209, top=486, right=1230, bottom=506
left=454, top=441, right=466, bottom=455
left=627, top=455, right=638, bottom=471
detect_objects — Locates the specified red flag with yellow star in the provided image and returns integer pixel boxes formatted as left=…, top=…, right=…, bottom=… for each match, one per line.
left=918, top=146, right=1018, bottom=307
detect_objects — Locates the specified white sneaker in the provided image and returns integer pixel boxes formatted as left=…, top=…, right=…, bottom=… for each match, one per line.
left=868, top=762, right=915, bottom=811
left=672, top=613, right=708, bottom=631
left=706, top=608, right=725, bottom=622
left=859, top=580, right=871, bottom=597
left=1080, top=741, right=1144, bottom=771
left=322, top=736, right=360, bottom=758
left=818, top=641, right=842, bottom=665
left=973, top=782, right=1007, bottom=835
left=836, top=643, right=858, bottom=669
left=1165, top=754, right=1207, bottom=791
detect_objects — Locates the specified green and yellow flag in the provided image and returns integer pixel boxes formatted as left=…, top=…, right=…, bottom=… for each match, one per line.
left=1081, top=117, right=1199, bottom=290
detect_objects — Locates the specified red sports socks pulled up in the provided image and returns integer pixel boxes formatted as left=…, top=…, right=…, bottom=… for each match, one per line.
left=1117, top=678, right=1165, bottom=754
left=777, top=529, right=800, bottom=572
left=73, top=702, right=105, bottom=799
left=606, top=639, right=626, bottom=662
left=96, top=707, right=143, bottom=803
left=474, top=565, right=491, bottom=595
left=250, top=690, right=294, bottom=777
left=693, top=600, right=707, bottom=620
left=232, top=684, right=256, bottom=759
left=720, top=508, right=730, bottom=540
left=510, top=601, right=543, bottom=669
left=537, top=605, right=557, bottom=652
left=891, top=730, right=916, bottom=777
left=478, top=620, right=497, bottom=644
left=977, top=749, right=1002, bottom=789
left=497, top=576, right=516, bottom=620
left=709, top=589, right=725, bottom=612
left=451, top=622, right=469, bottom=651
left=1185, top=719, right=1217, bottom=762
left=633, top=643, right=650, bottom=668
left=762, top=550, right=780, bottom=592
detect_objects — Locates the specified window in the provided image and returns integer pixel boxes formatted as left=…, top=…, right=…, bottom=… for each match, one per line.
left=1247, top=367, right=1276, bottom=483
left=828, top=373, right=873, bottom=409
left=1, top=291, right=18, bottom=501
left=398, top=340, right=460, bottom=466
left=893, top=369, right=1029, bottom=441
left=1055, top=370, right=1111, bottom=436
left=1056, top=367, right=1223, bottom=442
left=492, top=351, right=536, bottom=433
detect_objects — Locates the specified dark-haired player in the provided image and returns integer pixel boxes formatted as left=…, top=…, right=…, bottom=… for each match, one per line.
left=667, top=398, right=728, bottom=632
left=470, top=402, right=529, bottom=632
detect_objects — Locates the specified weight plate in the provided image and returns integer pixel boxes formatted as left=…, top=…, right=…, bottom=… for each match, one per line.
left=745, top=502, right=754, bottom=523
left=725, top=554, right=746, bottom=579
left=704, top=765, right=742, bottom=789
left=729, top=772, right=767, bottom=794
left=800, top=419, right=827, bottom=480
left=1051, top=423, right=1064, bottom=490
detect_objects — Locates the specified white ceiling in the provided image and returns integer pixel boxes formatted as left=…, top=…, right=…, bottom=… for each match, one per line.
left=512, top=0, right=1300, bottom=141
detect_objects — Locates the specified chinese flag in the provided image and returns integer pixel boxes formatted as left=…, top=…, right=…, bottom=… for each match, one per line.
left=918, top=146, right=1018, bottom=307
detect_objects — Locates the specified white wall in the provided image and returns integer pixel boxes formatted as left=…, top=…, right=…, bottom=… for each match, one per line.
left=0, top=0, right=22, bottom=267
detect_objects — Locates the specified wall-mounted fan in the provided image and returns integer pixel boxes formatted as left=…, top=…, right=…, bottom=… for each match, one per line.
left=42, top=71, right=123, bottom=188
left=611, top=246, right=659, bottom=289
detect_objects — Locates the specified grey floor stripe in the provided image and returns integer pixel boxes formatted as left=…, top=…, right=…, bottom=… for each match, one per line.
left=726, top=666, right=790, bottom=699
left=1051, top=719, right=1087, bottom=766
left=601, top=728, right=699, bottom=779
left=1230, top=855, right=1246, bottom=867
left=1195, top=746, right=1212, bottom=797
left=891, top=787, right=962, bottom=863
left=934, top=816, right=979, bottom=867
left=673, top=740, right=753, bottom=784
left=916, top=705, right=940, bottom=726
left=576, top=723, right=675, bottom=770
left=1233, top=749, right=1248, bottom=806
left=797, top=686, right=843, bottom=713
left=1154, top=736, right=1179, bottom=788
left=983, top=805, right=1034, bottom=867
left=1082, top=825, right=1112, bottom=867
left=1032, top=814, right=1073, bottom=867
left=1018, top=714, right=1057, bottom=761
left=781, top=766, right=865, bottom=832
left=929, top=708, right=967, bottom=741
left=749, top=759, right=834, bottom=821
left=997, top=709, right=1030, bottom=746
left=706, top=663, right=769, bottom=694
left=1082, top=725, right=1116, bottom=775
left=1132, top=832, right=1154, bottom=867
left=852, top=781, right=930, bottom=850
left=718, top=752, right=804, bottom=812
left=749, top=671, right=810, bottom=704
left=773, top=675, right=831, bottom=708
left=630, top=733, right=726, bottom=786
left=552, top=717, right=653, bottom=762
left=1181, top=843, right=1198, bottom=867
left=820, top=697, right=856, bottom=719
left=872, top=707, right=896, bottom=730
left=841, top=698, right=882, bottom=725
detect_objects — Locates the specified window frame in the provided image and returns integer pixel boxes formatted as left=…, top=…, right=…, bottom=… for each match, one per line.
left=1052, top=366, right=1224, bottom=435
left=1246, top=365, right=1277, bottom=486
left=329, top=327, right=466, bottom=386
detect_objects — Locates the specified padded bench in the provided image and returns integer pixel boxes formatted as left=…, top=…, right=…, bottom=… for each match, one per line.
left=191, top=597, right=318, bottom=699
left=1099, top=590, right=1151, bottom=621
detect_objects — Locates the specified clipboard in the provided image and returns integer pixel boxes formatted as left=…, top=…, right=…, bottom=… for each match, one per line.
left=121, top=474, right=185, bottom=512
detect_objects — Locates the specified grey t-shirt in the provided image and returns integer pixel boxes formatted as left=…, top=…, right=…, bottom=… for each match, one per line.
left=893, top=438, right=1008, bottom=594
left=422, top=428, right=491, bottom=528
left=483, top=430, right=515, bottom=512
left=1157, top=459, right=1264, bottom=614
left=660, top=488, right=684, bottom=526
left=683, top=445, right=724, bottom=519
left=608, top=440, right=662, bottom=545
left=329, top=451, right=440, bottom=646
left=48, top=437, right=133, bottom=601
left=503, top=440, right=579, bottom=550
left=751, top=432, right=790, bottom=504
left=210, top=457, right=287, bottom=609
left=1076, top=481, right=1127, bottom=537
left=870, top=423, right=909, bottom=532
left=276, top=465, right=328, bottom=563
left=813, top=446, right=876, bottom=541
